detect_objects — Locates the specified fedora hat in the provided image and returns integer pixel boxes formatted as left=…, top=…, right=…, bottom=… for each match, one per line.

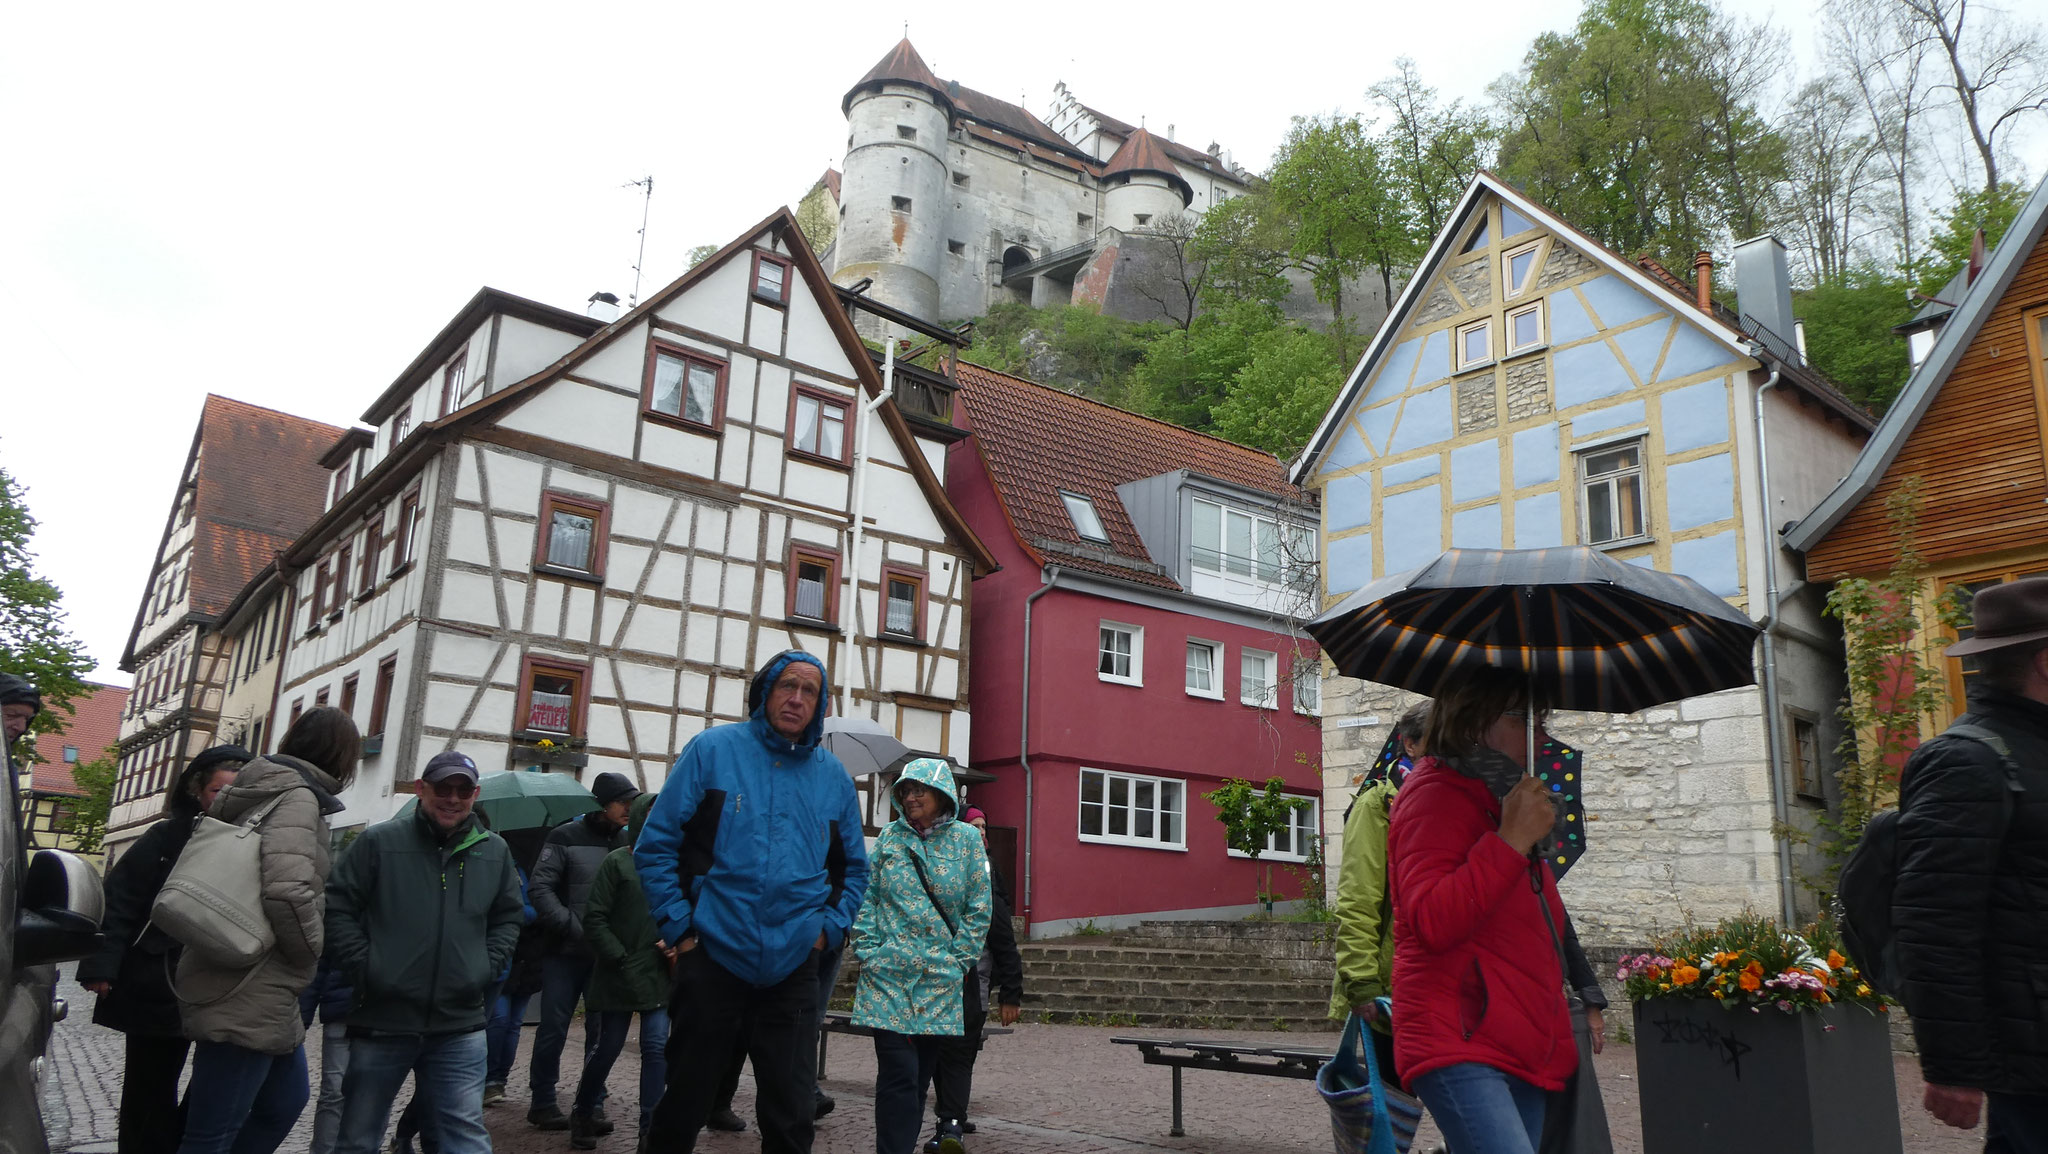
left=1947, top=577, right=2048, bottom=656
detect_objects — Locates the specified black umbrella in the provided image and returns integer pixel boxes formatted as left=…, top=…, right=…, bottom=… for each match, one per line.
left=1307, top=547, right=1761, bottom=715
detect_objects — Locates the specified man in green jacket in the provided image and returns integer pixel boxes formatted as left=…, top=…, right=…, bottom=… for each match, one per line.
left=327, top=751, right=524, bottom=1154
left=1329, top=702, right=1428, bottom=1075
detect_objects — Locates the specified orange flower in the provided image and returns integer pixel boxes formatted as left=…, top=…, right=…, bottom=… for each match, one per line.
left=1644, top=966, right=1665, bottom=982
left=1712, top=951, right=1741, bottom=967
left=1673, top=965, right=1701, bottom=986
left=1827, top=950, right=1847, bottom=970
left=1739, top=961, right=1764, bottom=992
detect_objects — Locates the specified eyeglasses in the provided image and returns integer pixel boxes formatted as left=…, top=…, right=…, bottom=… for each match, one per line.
left=428, top=778, right=478, bottom=799
left=896, top=782, right=932, bottom=798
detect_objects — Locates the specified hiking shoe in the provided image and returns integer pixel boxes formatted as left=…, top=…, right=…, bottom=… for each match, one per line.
left=961, top=1121, right=977, bottom=1134
left=528, top=1106, right=570, bottom=1131
left=936, top=1118, right=966, bottom=1154
left=706, top=1107, right=747, bottom=1132
left=590, top=1107, right=616, bottom=1137
left=482, top=1083, right=506, bottom=1107
left=569, top=1112, right=599, bottom=1151
left=813, top=1092, right=836, bottom=1120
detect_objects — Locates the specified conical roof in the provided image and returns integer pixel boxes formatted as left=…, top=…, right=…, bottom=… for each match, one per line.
left=843, top=38, right=954, bottom=116
left=1103, top=128, right=1192, bottom=205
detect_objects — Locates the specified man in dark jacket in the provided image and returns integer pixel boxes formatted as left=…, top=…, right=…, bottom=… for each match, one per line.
left=635, top=651, right=869, bottom=1154
left=1897, top=577, right=2048, bottom=1147
left=527, top=770, right=639, bottom=1130
left=328, top=751, right=524, bottom=1154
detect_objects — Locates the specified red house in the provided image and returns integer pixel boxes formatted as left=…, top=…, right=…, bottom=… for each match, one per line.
left=945, top=362, right=1324, bottom=937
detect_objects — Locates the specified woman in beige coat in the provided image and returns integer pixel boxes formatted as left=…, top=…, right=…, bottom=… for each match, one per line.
left=174, top=707, right=357, bottom=1154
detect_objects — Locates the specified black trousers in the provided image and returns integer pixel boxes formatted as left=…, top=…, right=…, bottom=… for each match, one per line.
left=872, top=1032, right=944, bottom=1154
left=931, top=1007, right=985, bottom=1124
left=647, top=946, right=821, bottom=1154
left=122, top=1034, right=190, bottom=1154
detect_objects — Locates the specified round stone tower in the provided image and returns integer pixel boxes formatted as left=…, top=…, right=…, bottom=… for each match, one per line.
left=835, top=39, right=953, bottom=327
left=1102, top=128, right=1193, bottom=233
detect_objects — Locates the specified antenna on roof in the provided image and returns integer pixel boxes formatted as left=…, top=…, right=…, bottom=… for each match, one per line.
left=624, top=175, right=654, bottom=306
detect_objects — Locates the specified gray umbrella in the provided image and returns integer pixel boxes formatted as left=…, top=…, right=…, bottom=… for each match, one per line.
left=819, top=716, right=913, bottom=779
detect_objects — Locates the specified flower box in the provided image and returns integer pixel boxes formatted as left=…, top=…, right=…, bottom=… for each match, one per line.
left=1633, top=996, right=1901, bottom=1153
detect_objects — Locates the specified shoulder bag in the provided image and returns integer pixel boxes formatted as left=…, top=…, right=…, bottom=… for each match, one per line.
left=151, top=790, right=294, bottom=968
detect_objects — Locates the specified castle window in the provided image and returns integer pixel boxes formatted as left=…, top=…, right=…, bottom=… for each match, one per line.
left=947, top=240, right=966, bottom=256
left=1134, top=213, right=1152, bottom=226
left=643, top=341, right=727, bottom=433
left=898, top=125, right=917, bottom=140
left=751, top=252, right=792, bottom=305
left=952, top=172, right=969, bottom=187
left=1077, top=213, right=1094, bottom=229
left=891, top=196, right=913, bottom=213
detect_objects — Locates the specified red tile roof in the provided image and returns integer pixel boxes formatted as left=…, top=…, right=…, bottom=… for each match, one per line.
left=843, top=38, right=952, bottom=114
left=1076, top=104, right=1246, bottom=177
left=189, top=395, right=347, bottom=618
left=1103, top=129, right=1194, bottom=204
left=953, top=361, right=1300, bottom=590
left=31, top=681, right=128, bottom=797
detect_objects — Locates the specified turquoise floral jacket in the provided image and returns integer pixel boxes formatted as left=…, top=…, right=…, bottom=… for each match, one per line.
left=850, top=758, right=992, bottom=1036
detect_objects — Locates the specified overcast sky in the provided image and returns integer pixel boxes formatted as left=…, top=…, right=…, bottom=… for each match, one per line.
left=5, top=0, right=2041, bottom=685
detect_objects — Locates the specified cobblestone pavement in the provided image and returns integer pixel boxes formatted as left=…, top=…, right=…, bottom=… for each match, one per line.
left=44, top=972, right=1986, bottom=1153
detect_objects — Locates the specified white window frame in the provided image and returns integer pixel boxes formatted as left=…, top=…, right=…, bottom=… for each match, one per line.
left=1078, top=767, right=1188, bottom=851
left=1292, top=657, right=1321, bottom=717
left=1185, top=638, right=1223, bottom=699
left=1099, top=621, right=1143, bottom=686
left=1226, top=794, right=1320, bottom=863
left=1502, top=241, right=1541, bottom=298
left=1062, top=491, right=1110, bottom=542
left=1506, top=301, right=1545, bottom=355
left=1578, top=438, right=1649, bottom=547
left=1455, top=319, right=1493, bottom=371
left=1241, top=647, right=1277, bottom=709
left=1191, top=498, right=1314, bottom=586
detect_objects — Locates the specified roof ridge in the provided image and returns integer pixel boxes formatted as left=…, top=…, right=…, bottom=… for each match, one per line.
left=203, top=393, right=348, bottom=434
left=957, top=358, right=1285, bottom=465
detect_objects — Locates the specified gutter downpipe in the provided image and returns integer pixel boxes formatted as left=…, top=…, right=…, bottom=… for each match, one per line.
left=1020, top=565, right=1061, bottom=926
left=1749, top=355, right=1799, bottom=924
left=839, top=343, right=896, bottom=719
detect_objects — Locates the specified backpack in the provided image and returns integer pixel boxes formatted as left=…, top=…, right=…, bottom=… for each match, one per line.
left=1835, top=722, right=2024, bottom=998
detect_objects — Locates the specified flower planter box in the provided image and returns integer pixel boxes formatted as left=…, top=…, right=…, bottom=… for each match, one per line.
left=1633, top=997, right=1902, bottom=1154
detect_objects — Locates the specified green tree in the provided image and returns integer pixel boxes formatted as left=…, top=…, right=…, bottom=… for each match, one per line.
left=1124, top=301, right=1284, bottom=432
left=1914, top=180, right=2030, bottom=297
left=1493, top=0, right=1788, bottom=267
left=1210, top=324, right=1347, bottom=457
left=1189, top=192, right=1293, bottom=310
left=1369, top=59, right=1495, bottom=236
left=960, top=303, right=1160, bottom=403
left=60, top=752, right=116, bottom=854
left=1794, top=269, right=1916, bottom=411
left=1, top=464, right=93, bottom=756
left=1267, top=114, right=1413, bottom=360
left=1202, top=776, right=1308, bottom=910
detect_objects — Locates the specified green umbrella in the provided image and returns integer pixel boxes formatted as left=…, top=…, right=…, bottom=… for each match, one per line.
left=395, top=769, right=598, bottom=832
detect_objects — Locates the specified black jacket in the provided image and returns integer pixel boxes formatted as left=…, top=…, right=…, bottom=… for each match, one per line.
left=76, top=816, right=194, bottom=1037
left=986, top=867, right=1024, bottom=1008
left=1896, top=687, right=2048, bottom=1094
left=529, top=812, right=625, bottom=956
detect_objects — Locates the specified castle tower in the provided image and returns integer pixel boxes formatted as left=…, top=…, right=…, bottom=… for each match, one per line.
left=1102, top=128, right=1193, bottom=232
left=835, top=39, right=954, bottom=327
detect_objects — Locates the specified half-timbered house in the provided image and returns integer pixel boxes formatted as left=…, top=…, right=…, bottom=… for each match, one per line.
left=276, top=209, right=997, bottom=828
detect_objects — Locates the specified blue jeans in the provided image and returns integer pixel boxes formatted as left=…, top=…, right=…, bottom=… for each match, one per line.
left=486, top=991, right=532, bottom=1086
left=1989, top=1091, right=2048, bottom=1154
left=1412, top=1063, right=1546, bottom=1154
left=174, top=1041, right=309, bottom=1154
left=531, top=954, right=598, bottom=1109
left=333, top=1031, right=489, bottom=1154
left=310, top=1023, right=349, bottom=1154
left=575, top=1010, right=670, bottom=1129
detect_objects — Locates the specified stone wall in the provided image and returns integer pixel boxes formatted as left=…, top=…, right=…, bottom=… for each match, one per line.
left=1320, top=674, right=1784, bottom=950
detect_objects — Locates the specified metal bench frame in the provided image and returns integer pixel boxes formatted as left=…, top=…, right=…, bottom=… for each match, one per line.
left=1110, top=1036, right=1333, bottom=1137
left=816, top=1011, right=1015, bottom=1078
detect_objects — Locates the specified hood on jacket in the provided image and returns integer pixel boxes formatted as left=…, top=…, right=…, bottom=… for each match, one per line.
left=745, top=650, right=832, bottom=750
left=890, top=756, right=961, bottom=825
left=222, top=753, right=347, bottom=819
left=624, top=791, right=657, bottom=847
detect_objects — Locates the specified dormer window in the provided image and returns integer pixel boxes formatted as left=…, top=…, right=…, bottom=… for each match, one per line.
left=1061, top=491, right=1109, bottom=542
left=330, top=465, right=351, bottom=506
left=440, top=349, right=468, bottom=417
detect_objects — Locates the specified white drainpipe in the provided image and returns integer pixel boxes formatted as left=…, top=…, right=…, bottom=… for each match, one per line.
left=1749, top=357, right=1798, bottom=924
left=839, top=344, right=895, bottom=720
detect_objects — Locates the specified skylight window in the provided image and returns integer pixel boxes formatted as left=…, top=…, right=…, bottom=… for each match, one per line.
left=1061, top=491, right=1109, bottom=542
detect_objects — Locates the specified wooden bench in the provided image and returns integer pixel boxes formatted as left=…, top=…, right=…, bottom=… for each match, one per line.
left=1109, top=1036, right=1333, bottom=1137
left=816, top=1010, right=1015, bottom=1077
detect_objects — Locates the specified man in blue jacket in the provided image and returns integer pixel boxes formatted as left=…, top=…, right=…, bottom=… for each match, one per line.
left=636, top=651, right=869, bottom=1154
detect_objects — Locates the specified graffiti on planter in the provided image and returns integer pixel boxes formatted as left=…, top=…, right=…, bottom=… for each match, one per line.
left=1647, top=1012, right=1755, bottom=1078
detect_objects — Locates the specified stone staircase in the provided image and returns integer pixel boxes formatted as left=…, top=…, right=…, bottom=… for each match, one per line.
left=1020, top=920, right=1340, bottom=1032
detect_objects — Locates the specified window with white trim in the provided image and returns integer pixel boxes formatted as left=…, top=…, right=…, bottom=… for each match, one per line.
left=1079, top=767, right=1186, bottom=850
left=1578, top=440, right=1647, bottom=546
left=1186, top=639, right=1222, bottom=699
left=1292, top=658, right=1321, bottom=716
left=1506, top=301, right=1544, bottom=354
left=1099, top=622, right=1143, bottom=686
left=1062, top=491, right=1109, bottom=542
left=1241, top=648, right=1277, bottom=708
left=1503, top=241, right=1540, bottom=298
left=1191, top=499, right=1313, bottom=585
left=1456, top=319, right=1492, bottom=371
left=1227, top=794, right=1320, bottom=862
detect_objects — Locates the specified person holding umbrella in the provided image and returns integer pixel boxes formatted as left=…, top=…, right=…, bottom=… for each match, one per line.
left=1387, top=667, right=1580, bottom=1154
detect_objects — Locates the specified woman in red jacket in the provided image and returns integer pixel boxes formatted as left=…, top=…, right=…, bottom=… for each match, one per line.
left=1388, top=668, right=1580, bottom=1153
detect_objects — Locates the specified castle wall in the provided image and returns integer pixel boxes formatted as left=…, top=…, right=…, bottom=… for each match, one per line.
left=837, top=83, right=951, bottom=324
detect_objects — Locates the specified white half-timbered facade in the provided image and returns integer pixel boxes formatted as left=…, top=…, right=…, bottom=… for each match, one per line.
left=275, top=209, right=997, bottom=828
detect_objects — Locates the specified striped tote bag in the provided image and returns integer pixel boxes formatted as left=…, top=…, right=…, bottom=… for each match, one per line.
left=1317, top=1010, right=1424, bottom=1154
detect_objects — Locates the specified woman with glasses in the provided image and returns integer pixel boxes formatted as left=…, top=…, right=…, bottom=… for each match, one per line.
left=1386, top=668, right=1580, bottom=1154
left=850, top=759, right=992, bottom=1154
left=173, top=707, right=359, bottom=1154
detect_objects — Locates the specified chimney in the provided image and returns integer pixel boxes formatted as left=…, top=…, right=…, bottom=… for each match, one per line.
left=586, top=292, right=622, bottom=323
left=1167, top=123, right=1175, bottom=141
left=1732, top=236, right=1796, bottom=357
left=1968, top=227, right=1988, bottom=286
left=1693, top=250, right=1713, bottom=311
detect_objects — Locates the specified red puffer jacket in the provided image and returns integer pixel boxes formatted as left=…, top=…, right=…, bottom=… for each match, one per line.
left=1386, top=758, right=1578, bottom=1093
